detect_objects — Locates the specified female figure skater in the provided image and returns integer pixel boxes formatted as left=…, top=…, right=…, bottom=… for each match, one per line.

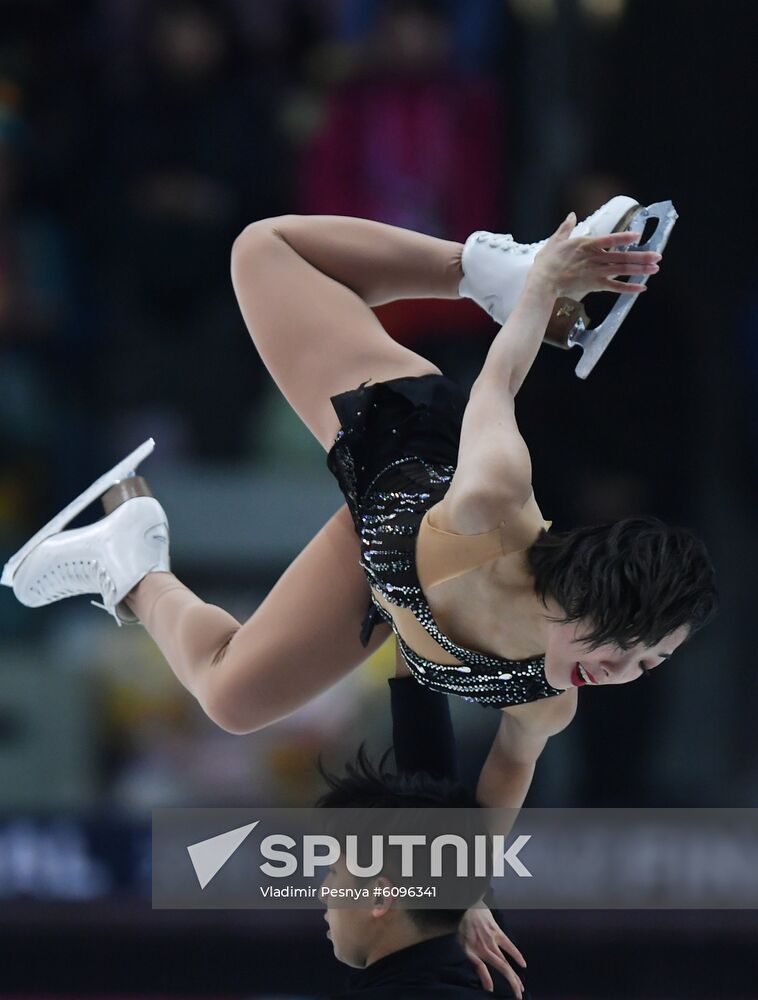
left=4, top=200, right=717, bottom=813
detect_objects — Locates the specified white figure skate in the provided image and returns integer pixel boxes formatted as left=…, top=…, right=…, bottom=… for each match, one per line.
left=459, top=196, right=679, bottom=378
left=1, top=438, right=169, bottom=625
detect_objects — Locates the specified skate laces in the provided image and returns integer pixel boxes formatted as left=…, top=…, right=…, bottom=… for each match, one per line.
left=89, top=562, right=130, bottom=625
left=33, top=557, right=117, bottom=610
left=89, top=564, right=118, bottom=610
left=477, top=203, right=614, bottom=255
left=476, top=232, right=542, bottom=254
left=571, top=202, right=613, bottom=238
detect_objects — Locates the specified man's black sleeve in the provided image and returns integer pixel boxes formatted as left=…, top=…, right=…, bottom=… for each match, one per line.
left=388, top=676, right=458, bottom=781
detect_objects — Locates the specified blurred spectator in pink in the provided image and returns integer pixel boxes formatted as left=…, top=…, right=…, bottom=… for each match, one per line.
left=332, top=0, right=509, bottom=73
left=297, top=0, right=505, bottom=362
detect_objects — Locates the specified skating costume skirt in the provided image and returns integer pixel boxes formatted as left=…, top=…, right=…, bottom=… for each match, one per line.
left=325, top=373, right=560, bottom=709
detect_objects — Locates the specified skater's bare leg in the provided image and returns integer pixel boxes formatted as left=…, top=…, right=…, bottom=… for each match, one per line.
left=125, top=504, right=391, bottom=734
left=231, top=214, right=464, bottom=449
left=130, top=215, right=461, bottom=733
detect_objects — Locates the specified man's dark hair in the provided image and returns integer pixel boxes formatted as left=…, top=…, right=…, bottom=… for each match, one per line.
left=316, top=743, right=475, bottom=810
left=316, top=744, right=483, bottom=932
left=526, top=515, right=719, bottom=651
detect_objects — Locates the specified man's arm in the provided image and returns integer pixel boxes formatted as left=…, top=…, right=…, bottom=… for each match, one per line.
left=388, top=642, right=459, bottom=781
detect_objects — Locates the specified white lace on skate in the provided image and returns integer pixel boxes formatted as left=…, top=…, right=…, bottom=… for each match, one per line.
left=472, top=200, right=618, bottom=255
left=472, top=232, right=541, bottom=254
left=2, top=440, right=171, bottom=629
left=569, top=200, right=621, bottom=239
left=25, top=558, right=117, bottom=608
left=459, top=196, right=642, bottom=328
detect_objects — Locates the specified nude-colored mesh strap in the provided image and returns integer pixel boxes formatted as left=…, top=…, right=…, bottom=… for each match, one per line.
left=416, top=511, right=504, bottom=591
left=417, top=502, right=553, bottom=590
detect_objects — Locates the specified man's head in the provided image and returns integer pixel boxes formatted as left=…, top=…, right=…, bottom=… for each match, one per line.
left=316, top=745, right=483, bottom=968
left=526, top=515, right=718, bottom=690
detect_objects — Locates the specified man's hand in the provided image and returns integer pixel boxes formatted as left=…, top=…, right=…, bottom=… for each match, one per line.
left=458, top=905, right=527, bottom=997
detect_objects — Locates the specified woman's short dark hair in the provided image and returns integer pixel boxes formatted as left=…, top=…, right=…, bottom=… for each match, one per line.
left=525, top=515, right=719, bottom=651
left=316, top=744, right=483, bottom=931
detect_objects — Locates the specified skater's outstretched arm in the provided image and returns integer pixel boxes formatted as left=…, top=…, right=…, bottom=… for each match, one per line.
left=481, top=216, right=653, bottom=395
left=439, top=218, right=658, bottom=533
left=388, top=651, right=529, bottom=998
left=476, top=690, right=577, bottom=809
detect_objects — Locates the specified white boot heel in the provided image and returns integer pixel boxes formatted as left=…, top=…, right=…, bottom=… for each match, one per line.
left=1, top=439, right=170, bottom=626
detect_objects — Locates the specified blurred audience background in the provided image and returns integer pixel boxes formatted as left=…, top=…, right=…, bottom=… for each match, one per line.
left=0, top=0, right=755, bottom=996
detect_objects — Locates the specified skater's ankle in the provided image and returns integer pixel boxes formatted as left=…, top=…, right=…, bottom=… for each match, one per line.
left=450, top=244, right=465, bottom=296
left=125, top=571, right=174, bottom=608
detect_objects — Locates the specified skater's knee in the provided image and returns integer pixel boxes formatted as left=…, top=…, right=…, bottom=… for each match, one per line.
left=187, top=624, right=263, bottom=735
left=231, top=215, right=301, bottom=266
left=200, top=679, right=259, bottom=736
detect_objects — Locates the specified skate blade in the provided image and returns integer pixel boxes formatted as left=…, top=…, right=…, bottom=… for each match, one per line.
left=1, top=438, right=155, bottom=587
left=570, top=200, right=679, bottom=379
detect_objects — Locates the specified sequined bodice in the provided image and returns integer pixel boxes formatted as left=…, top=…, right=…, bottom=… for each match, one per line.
left=352, top=452, right=562, bottom=709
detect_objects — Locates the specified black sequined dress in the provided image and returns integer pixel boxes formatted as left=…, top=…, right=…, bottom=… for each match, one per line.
left=326, top=373, right=562, bottom=709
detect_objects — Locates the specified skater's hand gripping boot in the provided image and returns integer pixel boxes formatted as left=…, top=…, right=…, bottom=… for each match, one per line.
left=458, top=196, right=677, bottom=377
left=458, top=196, right=640, bottom=325
left=526, top=213, right=663, bottom=376
left=1, top=439, right=169, bottom=625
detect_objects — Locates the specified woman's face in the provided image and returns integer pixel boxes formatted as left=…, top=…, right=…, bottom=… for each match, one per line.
left=544, top=619, right=690, bottom=690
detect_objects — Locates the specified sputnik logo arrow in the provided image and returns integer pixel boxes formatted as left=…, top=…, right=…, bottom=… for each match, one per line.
left=187, top=821, right=259, bottom=889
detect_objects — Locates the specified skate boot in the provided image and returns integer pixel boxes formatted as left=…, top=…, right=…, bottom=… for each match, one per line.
left=1, top=439, right=169, bottom=625
left=459, top=197, right=678, bottom=378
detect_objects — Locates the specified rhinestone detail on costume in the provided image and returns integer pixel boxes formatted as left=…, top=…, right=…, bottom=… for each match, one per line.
left=329, top=434, right=561, bottom=709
